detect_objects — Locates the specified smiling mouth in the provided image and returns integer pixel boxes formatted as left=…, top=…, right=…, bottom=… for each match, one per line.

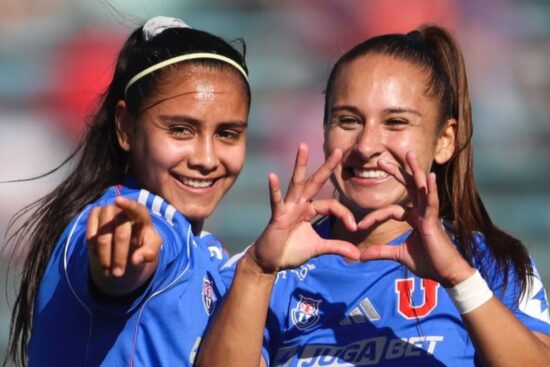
left=175, top=175, right=215, bottom=188
left=352, top=168, right=389, bottom=179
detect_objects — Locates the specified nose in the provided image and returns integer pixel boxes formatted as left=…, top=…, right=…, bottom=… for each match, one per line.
left=189, top=136, right=218, bottom=173
left=354, top=123, right=384, bottom=161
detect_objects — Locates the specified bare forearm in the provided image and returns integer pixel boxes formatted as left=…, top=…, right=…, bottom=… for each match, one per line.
left=461, top=297, right=550, bottom=366
left=196, top=254, right=275, bottom=367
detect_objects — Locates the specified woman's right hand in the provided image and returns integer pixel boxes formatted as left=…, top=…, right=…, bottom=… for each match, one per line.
left=246, top=143, right=360, bottom=274
left=86, top=197, right=162, bottom=295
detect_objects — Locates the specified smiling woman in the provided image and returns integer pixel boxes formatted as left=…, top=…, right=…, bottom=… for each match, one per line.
left=196, top=24, right=550, bottom=367
left=5, top=16, right=250, bottom=367
left=326, top=54, right=455, bottom=213
left=117, top=67, right=248, bottom=231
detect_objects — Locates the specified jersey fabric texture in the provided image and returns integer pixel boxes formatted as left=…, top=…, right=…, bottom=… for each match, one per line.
left=222, top=216, right=550, bottom=367
left=28, top=177, right=229, bottom=367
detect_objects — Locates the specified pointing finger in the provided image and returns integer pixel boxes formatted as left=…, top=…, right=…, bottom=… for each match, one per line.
left=115, top=197, right=152, bottom=228
left=111, top=214, right=132, bottom=277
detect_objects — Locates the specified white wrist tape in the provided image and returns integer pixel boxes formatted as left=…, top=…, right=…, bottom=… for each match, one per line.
left=446, top=270, right=493, bottom=314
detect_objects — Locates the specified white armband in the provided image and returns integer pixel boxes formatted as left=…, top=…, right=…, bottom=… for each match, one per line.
left=446, top=270, right=493, bottom=314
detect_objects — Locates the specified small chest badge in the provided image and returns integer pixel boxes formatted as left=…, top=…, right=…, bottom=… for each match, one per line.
left=291, top=295, right=321, bottom=330
left=202, top=276, right=217, bottom=315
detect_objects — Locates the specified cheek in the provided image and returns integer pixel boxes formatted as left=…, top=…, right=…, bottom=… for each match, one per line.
left=325, top=130, right=357, bottom=153
left=224, top=145, right=246, bottom=175
left=143, top=139, right=189, bottom=170
left=390, top=134, right=436, bottom=171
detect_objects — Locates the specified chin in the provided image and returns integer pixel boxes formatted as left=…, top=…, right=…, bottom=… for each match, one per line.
left=182, top=210, right=210, bottom=221
left=185, top=207, right=215, bottom=221
left=348, top=194, right=404, bottom=212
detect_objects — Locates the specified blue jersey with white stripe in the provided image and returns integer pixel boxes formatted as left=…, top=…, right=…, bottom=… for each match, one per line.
left=223, top=216, right=550, bottom=366
left=28, top=178, right=229, bottom=367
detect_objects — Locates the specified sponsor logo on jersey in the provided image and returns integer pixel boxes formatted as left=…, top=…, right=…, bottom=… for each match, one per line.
left=395, top=278, right=440, bottom=319
left=202, top=276, right=217, bottom=315
left=272, top=335, right=445, bottom=366
left=292, top=295, right=322, bottom=330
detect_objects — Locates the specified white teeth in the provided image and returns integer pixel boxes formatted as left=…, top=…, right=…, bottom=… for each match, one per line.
left=180, top=177, right=213, bottom=188
left=353, top=168, right=389, bottom=178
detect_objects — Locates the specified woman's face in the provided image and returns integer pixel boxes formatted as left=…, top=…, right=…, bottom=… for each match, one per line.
left=324, top=54, right=455, bottom=215
left=117, top=65, right=249, bottom=231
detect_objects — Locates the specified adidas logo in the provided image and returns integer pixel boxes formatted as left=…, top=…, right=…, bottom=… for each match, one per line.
left=340, top=297, right=380, bottom=325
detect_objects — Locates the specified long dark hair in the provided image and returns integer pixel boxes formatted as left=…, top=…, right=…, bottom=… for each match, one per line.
left=323, top=24, right=532, bottom=298
left=5, top=20, right=249, bottom=367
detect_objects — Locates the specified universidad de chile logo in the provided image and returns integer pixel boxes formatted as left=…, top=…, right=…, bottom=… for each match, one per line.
left=202, top=276, right=217, bottom=315
left=291, top=295, right=322, bottom=330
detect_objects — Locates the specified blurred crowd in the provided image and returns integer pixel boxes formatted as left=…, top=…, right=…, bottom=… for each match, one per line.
left=1, top=0, right=549, bottom=363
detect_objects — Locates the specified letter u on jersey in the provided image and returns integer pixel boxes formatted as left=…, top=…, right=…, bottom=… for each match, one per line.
left=395, top=278, right=440, bottom=319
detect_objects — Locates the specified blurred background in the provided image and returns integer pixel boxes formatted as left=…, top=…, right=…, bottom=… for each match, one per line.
left=1, top=0, right=549, bottom=363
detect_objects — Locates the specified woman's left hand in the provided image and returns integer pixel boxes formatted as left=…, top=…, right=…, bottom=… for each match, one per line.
left=357, top=152, right=474, bottom=287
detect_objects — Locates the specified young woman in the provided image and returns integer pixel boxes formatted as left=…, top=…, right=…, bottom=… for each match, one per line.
left=5, top=16, right=252, bottom=367
left=197, top=24, right=550, bottom=366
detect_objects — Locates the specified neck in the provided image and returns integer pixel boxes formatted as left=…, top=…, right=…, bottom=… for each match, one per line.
left=190, top=220, right=204, bottom=236
left=331, top=217, right=411, bottom=252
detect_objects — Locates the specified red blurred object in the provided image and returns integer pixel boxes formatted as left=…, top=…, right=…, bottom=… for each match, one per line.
left=46, top=28, right=124, bottom=140
left=359, top=0, right=459, bottom=36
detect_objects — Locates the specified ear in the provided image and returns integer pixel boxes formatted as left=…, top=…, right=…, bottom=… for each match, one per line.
left=434, top=118, right=457, bottom=164
left=115, top=100, right=132, bottom=152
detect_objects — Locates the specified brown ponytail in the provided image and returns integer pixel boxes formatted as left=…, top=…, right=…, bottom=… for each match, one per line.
left=418, top=24, right=532, bottom=297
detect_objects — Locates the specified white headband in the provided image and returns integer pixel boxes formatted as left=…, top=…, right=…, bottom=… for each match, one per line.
left=143, top=16, right=190, bottom=41
left=124, top=16, right=248, bottom=96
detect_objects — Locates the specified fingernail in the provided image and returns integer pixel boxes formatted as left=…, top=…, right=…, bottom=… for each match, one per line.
left=112, top=267, right=123, bottom=277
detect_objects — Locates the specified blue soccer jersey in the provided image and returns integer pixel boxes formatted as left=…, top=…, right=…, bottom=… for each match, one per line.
left=223, top=216, right=550, bottom=366
left=28, top=178, right=229, bottom=367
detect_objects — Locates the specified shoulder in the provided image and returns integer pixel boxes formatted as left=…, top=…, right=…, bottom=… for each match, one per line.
left=197, top=231, right=229, bottom=264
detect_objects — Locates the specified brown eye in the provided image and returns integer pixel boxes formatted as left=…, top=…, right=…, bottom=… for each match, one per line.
left=170, top=125, right=193, bottom=137
left=216, top=129, right=241, bottom=142
left=335, top=116, right=361, bottom=130
left=386, top=118, right=408, bottom=127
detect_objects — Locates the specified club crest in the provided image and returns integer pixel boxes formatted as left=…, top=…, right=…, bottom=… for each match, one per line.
left=202, top=276, right=217, bottom=315
left=291, top=295, right=322, bottom=330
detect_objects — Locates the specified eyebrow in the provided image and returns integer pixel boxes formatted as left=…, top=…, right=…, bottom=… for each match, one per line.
left=330, top=105, right=364, bottom=118
left=159, top=114, right=248, bottom=128
left=383, top=107, right=422, bottom=117
left=330, top=105, right=424, bottom=121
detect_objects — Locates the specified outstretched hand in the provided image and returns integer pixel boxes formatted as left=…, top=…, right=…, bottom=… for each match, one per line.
left=357, top=152, right=473, bottom=287
left=86, top=196, right=162, bottom=294
left=247, top=144, right=360, bottom=274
